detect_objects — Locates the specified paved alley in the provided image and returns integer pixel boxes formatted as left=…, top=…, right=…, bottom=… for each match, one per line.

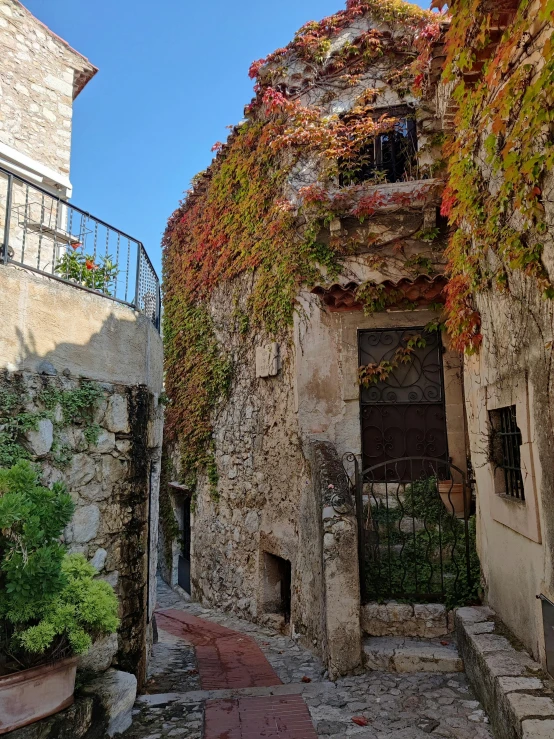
left=122, top=582, right=492, bottom=739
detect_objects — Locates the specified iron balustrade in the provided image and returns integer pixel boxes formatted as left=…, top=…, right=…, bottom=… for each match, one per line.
left=0, top=167, right=161, bottom=331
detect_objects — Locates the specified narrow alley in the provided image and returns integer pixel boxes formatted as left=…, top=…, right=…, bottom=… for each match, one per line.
left=123, top=582, right=492, bottom=739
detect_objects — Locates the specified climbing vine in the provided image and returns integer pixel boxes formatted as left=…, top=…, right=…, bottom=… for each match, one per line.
left=163, top=0, right=443, bottom=488
left=0, top=379, right=103, bottom=470
left=433, top=0, right=554, bottom=351
left=359, top=332, right=427, bottom=385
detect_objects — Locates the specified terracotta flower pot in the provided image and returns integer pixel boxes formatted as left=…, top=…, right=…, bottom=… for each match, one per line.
left=0, top=657, right=77, bottom=735
left=438, top=482, right=466, bottom=518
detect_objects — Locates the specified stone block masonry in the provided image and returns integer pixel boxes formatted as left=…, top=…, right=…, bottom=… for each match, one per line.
left=361, top=601, right=452, bottom=638
left=0, top=0, right=96, bottom=178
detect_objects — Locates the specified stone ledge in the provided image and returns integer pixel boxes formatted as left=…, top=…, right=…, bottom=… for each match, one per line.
left=5, top=695, right=98, bottom=739
left=361, top=601, right=452, bottom=638
left=455, top=606, right=554, bottom=739
left=363, top=636, right=463, bottom=673
left=83, top=668, right=137, bottom=737
left=7, top=668, right=137, bottom=739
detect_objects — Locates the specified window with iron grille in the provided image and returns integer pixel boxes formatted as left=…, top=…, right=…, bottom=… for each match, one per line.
left=339, top=108, right=418, bottom=187
left=489, top=405, right=525, bottom=500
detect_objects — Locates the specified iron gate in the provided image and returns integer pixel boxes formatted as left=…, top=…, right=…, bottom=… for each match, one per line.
left=344, top=455, right=475, bottom=605
left=359, top=328, right=449, bottom=480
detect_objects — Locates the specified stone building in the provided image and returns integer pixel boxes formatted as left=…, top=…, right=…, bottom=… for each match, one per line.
left=163, top=0, right=554, bottom=690
left=0, top=0, right=94, bottom=195
left=431, top=0, right=554, bottom=678
left=0, top=0, right=163, bottom=732
left=162, top=1, right=470, bottom=679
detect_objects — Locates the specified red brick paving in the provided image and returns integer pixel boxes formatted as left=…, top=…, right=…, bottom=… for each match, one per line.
left=156, top=610, right=318, bottom=737
left=156, top=609, right=282, bottom=690
left=204, top=695, right=319, bottom=739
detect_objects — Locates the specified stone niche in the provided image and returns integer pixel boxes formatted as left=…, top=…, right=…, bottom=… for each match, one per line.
left=261, top=551, right=292, bottom=630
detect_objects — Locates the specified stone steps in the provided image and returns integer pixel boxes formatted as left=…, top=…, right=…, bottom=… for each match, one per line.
left=363, top=636, right=464, bottom=673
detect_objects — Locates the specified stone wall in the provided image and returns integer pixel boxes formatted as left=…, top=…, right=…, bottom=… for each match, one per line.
left=0, top=0, right=96, bottom=180
left=189, top=279, right=312, bottom=627
left=0, top=368, right=163, bottom=685
left=455, top=606, right=554, bottom=739
left=0, top=263, right=164, bottom=687
left=361, top=603, right=451, bottom=638
left=161, top=10, right=466, bottom=676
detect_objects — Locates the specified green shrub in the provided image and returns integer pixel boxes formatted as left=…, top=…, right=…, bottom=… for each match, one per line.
left=0, top=461, right=119, bottom=673
left=17, top=555, right=119, bottom=657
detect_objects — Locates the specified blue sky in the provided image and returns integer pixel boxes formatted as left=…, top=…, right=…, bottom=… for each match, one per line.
left=23, top=0, right=429, bottom=278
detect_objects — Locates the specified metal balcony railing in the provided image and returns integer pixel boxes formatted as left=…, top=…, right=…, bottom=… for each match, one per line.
left=0, top=167, right=161, bottom=331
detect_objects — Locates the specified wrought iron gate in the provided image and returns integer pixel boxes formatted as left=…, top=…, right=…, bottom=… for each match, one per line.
left=345, top=454, right=474, bottom=604
left=359, top=328, right=449, bottom=480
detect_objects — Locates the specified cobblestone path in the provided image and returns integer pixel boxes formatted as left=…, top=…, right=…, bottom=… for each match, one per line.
left=122, top=582, right=492, bottom=739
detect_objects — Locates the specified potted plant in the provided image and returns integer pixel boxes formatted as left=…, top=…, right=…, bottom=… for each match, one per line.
left=0, top=460, right=119, bottom=735
left=438, top=479, right=466, bottom=518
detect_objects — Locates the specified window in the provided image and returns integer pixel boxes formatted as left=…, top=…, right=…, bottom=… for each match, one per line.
left=339, top=109, right=418, bottom=187
left=489, top=405, right=525, bottom=500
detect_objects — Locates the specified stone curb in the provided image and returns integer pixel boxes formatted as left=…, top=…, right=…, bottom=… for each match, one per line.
left=455, top=606, right=554, bottom=739
left=137, top=681, right=319, bottom=706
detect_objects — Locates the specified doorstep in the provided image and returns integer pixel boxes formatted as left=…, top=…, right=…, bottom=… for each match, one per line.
left=363, top=635, right=463, bottom=673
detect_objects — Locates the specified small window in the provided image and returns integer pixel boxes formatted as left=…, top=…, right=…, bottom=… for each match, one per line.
left=339, top=109, right=418, bottom=187
left=489, top=405, right=525, bottom=500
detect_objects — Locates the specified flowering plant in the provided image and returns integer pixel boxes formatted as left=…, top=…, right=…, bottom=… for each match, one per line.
left=55, top=246, right=118, bottom=295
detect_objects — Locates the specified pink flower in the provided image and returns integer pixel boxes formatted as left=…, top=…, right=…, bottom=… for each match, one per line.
left=211, top=141, right=224, bottom=153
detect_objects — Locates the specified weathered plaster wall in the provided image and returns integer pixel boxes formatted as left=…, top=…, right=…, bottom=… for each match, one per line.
left=463, top=279, right=554, bottom=663
left=0, top=266, right=163, bottom=393
left=455, top=1, right=554, bottom=666
left=0, top=0, right=95, bottom=179
left=295, top=296, right=467, bottom=474
left=0, top=265, right=164, bottom=687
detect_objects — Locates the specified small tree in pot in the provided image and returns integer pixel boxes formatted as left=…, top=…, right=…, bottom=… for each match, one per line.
left=0, top=460, right=119, bottom=734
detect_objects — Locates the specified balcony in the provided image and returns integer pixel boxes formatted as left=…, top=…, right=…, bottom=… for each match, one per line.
left=0, top=167, right=161, bottom=331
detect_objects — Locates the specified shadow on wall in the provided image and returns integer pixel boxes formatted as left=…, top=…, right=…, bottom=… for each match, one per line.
left=6, top=311, right=162, bottom=393
left=0, top=273, right=164, bottom=688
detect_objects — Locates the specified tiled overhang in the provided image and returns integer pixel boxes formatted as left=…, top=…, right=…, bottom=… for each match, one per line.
left=311, top=275, right=448, bottom=312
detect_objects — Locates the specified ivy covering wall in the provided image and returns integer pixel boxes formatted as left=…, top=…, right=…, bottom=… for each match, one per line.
left=162, top=0, right=442, bottom=489
left=434, top=0, right=554, bottom=351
